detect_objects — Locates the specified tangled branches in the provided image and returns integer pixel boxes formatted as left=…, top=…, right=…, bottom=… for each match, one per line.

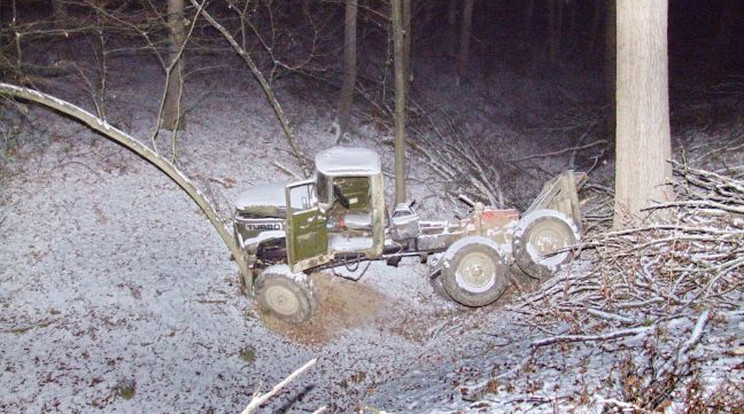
left=403, top=101, right=506, bottom=208
left=501, top=162, right=743, bottom=412
left=515, top=162, right=742, bottom=328
left=357, top=87, right=507, bottom=208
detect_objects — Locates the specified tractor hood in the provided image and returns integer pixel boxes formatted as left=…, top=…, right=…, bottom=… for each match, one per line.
left=235, top=182, right=291, bottom=219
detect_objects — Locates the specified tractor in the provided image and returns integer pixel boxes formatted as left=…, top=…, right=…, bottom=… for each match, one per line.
left=234, top=147, right=585, bottom=322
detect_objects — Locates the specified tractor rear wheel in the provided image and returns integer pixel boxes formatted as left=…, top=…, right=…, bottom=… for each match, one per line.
left=513, top=209, right=579, bottom=281
left=441, top=237, right=509, bottom=307
left=254, top=266, right=316, bottom=323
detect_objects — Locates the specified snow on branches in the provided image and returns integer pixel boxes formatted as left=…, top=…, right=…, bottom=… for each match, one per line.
left=483, top=162, right=743, bottom=412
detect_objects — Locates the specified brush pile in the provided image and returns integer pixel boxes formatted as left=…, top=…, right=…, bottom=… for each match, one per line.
left=495, top=162, right=743, bottom=412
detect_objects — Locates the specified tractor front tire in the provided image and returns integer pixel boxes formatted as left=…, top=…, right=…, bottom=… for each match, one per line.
left=513, top=209, right=579, bottom=281
left=441, top=237, right=509, bottom=307
left=254, top=266, right=316, bottom=323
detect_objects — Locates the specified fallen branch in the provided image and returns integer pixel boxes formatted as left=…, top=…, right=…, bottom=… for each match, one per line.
left=488, top=161, right=742, bottom=412
left=530, top=326, right=652, bottom=348
left=595, top=396, right=657, bottom=414
left=509, top=140, right=607, bottom=163
left=644, top=199, right=744, bottom=215
left=241, top=358, right=319, bottom=414
left=655, top=309, right=711, bottom=383
left=271, top=161, right=302, bottom=180
left=585, top=308, right=637, bottom=324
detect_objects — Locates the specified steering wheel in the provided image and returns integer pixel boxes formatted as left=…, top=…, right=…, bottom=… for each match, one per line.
left=333, top=184, right=351, bottom=209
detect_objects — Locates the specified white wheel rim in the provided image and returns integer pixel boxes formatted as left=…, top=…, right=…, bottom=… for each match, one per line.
left=455, top=252, right=496, bottom=293
left=265, top=285, right=300, bottom=316
left=526, top=221, right=570, bottom=267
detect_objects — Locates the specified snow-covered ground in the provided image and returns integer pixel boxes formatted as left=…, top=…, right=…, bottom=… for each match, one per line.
left=2, top=48, right=742, bottom=414
left=0, top=54, right=503, bottom=413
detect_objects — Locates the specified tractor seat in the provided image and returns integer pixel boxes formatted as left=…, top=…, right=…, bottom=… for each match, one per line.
left=342, top=212, right=373, bottom=231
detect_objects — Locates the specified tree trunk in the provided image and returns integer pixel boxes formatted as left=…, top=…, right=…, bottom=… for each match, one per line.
left=391, top=0, right=407, bottom=204
left=447, top=0, right=458, bottom=56
left=0, top=82, right=253, bottom=291
left=457, top=0, right=474, bottom=85
left=162, top=0, right=185, bottom=130
left=614, top=0, right=672, bottom=228
left=334, top=0, right=358, bottom=142
left=402, top=0, right=412, bottom=95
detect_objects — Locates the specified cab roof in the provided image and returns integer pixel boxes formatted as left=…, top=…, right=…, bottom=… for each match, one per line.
left=315, top=146, right=381, bottom=176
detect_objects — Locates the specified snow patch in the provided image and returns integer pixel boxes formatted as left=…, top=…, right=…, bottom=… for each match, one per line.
left=314, top=146, right=381, bottom=175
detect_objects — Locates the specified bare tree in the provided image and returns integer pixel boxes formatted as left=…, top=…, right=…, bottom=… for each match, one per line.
left=162, top=0, right=185, bottom=130
left=456, top=0, right=473, bottom=85
left=402, top=0, right=411, bottom=95
left=334, top=0, right=358, bottom=143
left=391, top=0, right=406, bottom=204
left=614, top=0, right=672, bottom=228
left=190, top=0, right=309, bottom=174
left=241, top=359, right=321, bottom=414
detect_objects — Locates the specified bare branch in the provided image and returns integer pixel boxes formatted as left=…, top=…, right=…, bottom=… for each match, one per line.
left=530, top=326, right=652, bottom=348
left=241, top=358, right=318, bottom=414
left=509, top=140, right=608, bottom=163
left=190, top=0, right=310, bottom=175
